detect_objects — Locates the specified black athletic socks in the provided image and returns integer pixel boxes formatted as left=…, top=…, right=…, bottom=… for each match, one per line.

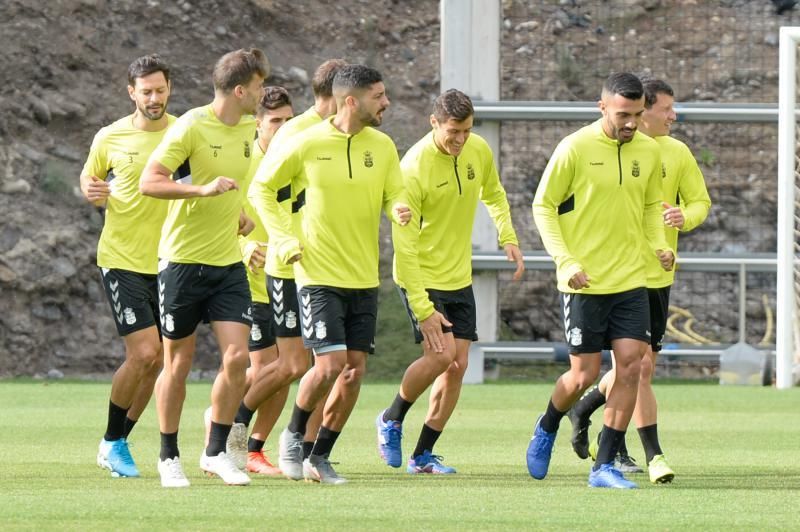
left=122, top=417, right=137, bottom=439
left=573, top=385, right=607, bottom=419
left=412, top=424, right=442, bottom=458
left=637, top=424, right=663, bottom=464
left=287, top=405, right=312, bottom=435
left=593, top=425, right=626, bottom=470
left=160, top=431, right=179, bottom=461
left=104, top=401, right=128, bottom=441
left=206, top=422, right=232, bottom=456
left=303, top=441, right=314, bottom=460
left=540, top=399, right=567, bottom=433
left=383, top=393, right=414, bottom=423
left=248, top=437, right=265, bottom=453
left=235, top=402, right=255, bottom=427
left=310, top=426, right=340, bottom=457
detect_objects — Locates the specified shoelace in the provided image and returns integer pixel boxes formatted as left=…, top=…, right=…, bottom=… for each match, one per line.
left=164, top=458, right=185, bottom=478
left=113, top=441, right=135, bottom=466
left=429, top=454, right=447, bottom=465
left=386, top=422, right=402, bottom=444
left=286, top=438, right=303, bottom=461
left=215, top=454, right=243, bottom=476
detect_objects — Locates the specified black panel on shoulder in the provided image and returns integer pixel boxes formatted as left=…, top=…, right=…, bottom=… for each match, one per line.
left=292, top=188, right=306, bottom=213
left=174, top=159, right=191, bottom=181
left=675, top=192, right=681, bottom=206
left=558, top=194, right=575, bottom=215
left=277, top=184, right=292, bottom=203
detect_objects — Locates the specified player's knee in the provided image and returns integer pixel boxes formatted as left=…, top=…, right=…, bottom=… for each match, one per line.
left=224, top=347, right=250, bottom=375
left=616, top=356, right=641, bottom=384
left=128, top=341, right=162, bottom=373
left=640, top=354, right=655, bottom=382
left=284, top=357, right=309, bottom=382
left=427, top=346, right=457, bottom=373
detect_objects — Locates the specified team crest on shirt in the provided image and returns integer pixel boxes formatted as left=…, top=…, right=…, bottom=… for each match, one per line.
left=244, top=140, right=251, bottom=158
left=285, top=310, right=297, bottom=329
left=568, top=327, right=582, bottom=347
left=251, top=323, right=262, bottom=342
left=363, top=151, right=373, bottom=168
left=467, top=163, right=475, bottom=180
left=123, top=307, right=137, bottom=325
left=631, top=160, right=640, bottom=177
left=661, top=162, right=667, bottom=179
left=315, top=320, right=327, bottom=339
left=164, top=313, right=175, bottom=333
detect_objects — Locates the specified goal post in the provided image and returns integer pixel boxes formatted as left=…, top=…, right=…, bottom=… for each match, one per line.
left=776, top=26, right=800, bottom=389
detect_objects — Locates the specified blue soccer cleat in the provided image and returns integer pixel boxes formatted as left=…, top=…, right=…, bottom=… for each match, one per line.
left=588, top=463, right=638, bottom=489
left=97, top=438, right=140, bottom=478
left=526, top=414, right=556, bottom=480
left=376, top=410, right=403, bottom=468
left=407, top=450, right=456, bottom=474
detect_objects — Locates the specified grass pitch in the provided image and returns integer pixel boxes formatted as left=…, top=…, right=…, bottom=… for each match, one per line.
left=0, top=380, right=798, bottom=531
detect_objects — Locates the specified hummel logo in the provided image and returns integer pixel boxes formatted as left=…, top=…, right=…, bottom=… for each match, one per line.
left=273, top=302, right=283, bottom=314
left=274, top=279, right=283, bottom=290
left=317, top=156, right=332, bottom=160
left=109, top=280, right=119, bottom=291
left=302, top=294, right=311, bottom=305
left=589, top=162, right=604, bottom=166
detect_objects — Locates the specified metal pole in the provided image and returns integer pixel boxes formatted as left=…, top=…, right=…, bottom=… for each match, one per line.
left=739, top=263, right=747, bottom=344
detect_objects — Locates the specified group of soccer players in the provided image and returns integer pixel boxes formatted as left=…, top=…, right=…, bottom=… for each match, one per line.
left=82, top=49, right=708, bottom=490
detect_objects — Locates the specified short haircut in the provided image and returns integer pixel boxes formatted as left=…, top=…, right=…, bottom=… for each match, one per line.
left=312, top=59, right=348, bottom=98
left=602, top=72, right=644, bottom=100
left=332, top=64, right=383, bottom=96
left=257, top=86, right=292, bottom=117
left=642, top=78, right=675, bottom=108
left=432, top=89, right=474, bottom=122
left=127, top=54, right=170, bottom=86
left=212, top=48, right=270, bottom=93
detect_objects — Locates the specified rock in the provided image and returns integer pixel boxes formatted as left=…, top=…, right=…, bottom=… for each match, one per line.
left=53, top=257, right=77, bottom=278
left=514, top=20, right=539, bottom=31
left=47, top=368, right=64, bottom=380
left=52, top=145, right=81, bottom=162
left=0, top=263, right=17, bottom=283
left=2, top=179, right=32, bottom=194
left=214, top=25, right=227, bottom=37
left=16, top=144, right=47, bottom=164
left=32, top=303, right=62, bottom=321
left=288, top=66, right=309, bottom=85
left=764, top=33, right=779, bottom=47
left=29, top=96, right=51, bottom=125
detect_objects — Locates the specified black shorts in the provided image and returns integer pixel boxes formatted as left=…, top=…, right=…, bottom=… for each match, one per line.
left=249, top=302, right=277, bottom=351
left=268, top=276, right=301, bottom=338
left=398, top=286, right=479, bottom=343
left=157, top=261, right=253, bottom=340
left=297, top=285, right=378, bottom=354
left=560, top=287, right=650, bottom=354
left=99, top=268, right=160, bottom=337
left=648, top=286, right=671, bottom=352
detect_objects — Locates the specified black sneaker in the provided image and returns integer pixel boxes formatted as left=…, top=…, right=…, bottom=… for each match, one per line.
left=567, top=408, right=591, bottom=459
left=615, top=452, right=644, bottom=474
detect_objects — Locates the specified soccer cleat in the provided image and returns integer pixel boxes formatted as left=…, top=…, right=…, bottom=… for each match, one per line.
left=588, top=432, right=599, bottom=461
left=615, top=452, right=644, bottom=474
left=246, top=450, right=283, bottom=477
left=158, top=457, right=190, bottom=488
left=303, top=454, right=347, bottom=485
left=588, top=463, right=638, bottom=489
left=226, top=422, right=248, bottom=470
left=97, top=438, right=140, bottom=478
left=278, top=428, right=304, bottom=480
left=406, top=451, right=457, bottom=474
left=203, top=406, right=212, bottom=448
left=567, top=407, right=592, bottom=460
left=376, top=410, right=403, bottom=468
left=526, top=414, right=557, bottom=480
left=648, top=454, right=675, bottom=484
left=199, top=451, right=251, bottom=485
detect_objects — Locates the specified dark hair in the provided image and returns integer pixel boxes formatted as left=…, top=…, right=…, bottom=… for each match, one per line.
left=212, top=48, right=270, bottom=93
left=312, top=59, right=348, bottom=98
left=642, top=78, right=675, bottom=108
left=127, top=54, right=170, bottom=86
left=257, top=86, right=292, bottom=117
left=602, top=72, right=644, bottom=100
left=332, top=64, right=383, bottom=95
left=433, top=89, right=474, bottom=122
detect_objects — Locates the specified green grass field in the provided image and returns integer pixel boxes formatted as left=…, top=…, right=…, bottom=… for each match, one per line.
left=0, top=380, right=798, bottom=531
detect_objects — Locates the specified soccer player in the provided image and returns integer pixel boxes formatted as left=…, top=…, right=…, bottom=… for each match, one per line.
left=376, top=89, right=524, bottom=474
left=140, top=48, right=269, bottom=488
left=214, top=86, right=294, bottom=476
left=249, top=64, right=411, bottom=484
left=567, top=78, right=711, bottom=484
left=81, top=54, right=174, bottom=479
left=526, top=72, right=674, bottom=489
left=226, top=60, right=347, bottom=477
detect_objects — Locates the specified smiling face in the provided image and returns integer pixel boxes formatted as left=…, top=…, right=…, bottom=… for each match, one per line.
left=431, top=114, right=473, bottom=157
left=128, top=70, right=170, bottom=121
left=641, top=92, right=677, bottom=138
left=599, top=92, right=645, bottom=143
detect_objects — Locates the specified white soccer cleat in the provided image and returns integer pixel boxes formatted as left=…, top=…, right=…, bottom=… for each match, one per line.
left=200, top=451, right=251, bottom=486
left=278, top=428, right=304, bottom=481
left=226, top=422, right=248, bottom=470
left=303, top=454, right=347, bottom=485
left=158, top=457, right=190, bottom=488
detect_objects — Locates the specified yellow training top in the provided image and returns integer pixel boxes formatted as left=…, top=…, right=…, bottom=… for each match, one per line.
left=249, top=117, right=405, bottom=289
left=149, top=104, right=256, bottom=266
left=533, top=119, right=670, bottom=294
left=646, top=134, right=711, bottom=288
left=240, top=141, right=269, bottom=303
left=82, top=114, right=176, bottom=274
left=393, top=131, right=519, bottom=321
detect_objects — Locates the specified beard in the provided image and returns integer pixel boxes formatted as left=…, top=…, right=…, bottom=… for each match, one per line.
left=137, top=100, right=167, bottom=120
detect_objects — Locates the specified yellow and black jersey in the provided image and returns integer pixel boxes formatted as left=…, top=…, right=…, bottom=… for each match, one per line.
left=148, top=104, right=256, bottom=266
left=240, top=141, right=269, bottom=303
left=533, top=119, right=670, bottom=294
left=82, top=114, right=176, bottom=274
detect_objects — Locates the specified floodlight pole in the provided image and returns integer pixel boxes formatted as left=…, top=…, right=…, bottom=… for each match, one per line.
left=776, top=26, right=800, bottom=390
